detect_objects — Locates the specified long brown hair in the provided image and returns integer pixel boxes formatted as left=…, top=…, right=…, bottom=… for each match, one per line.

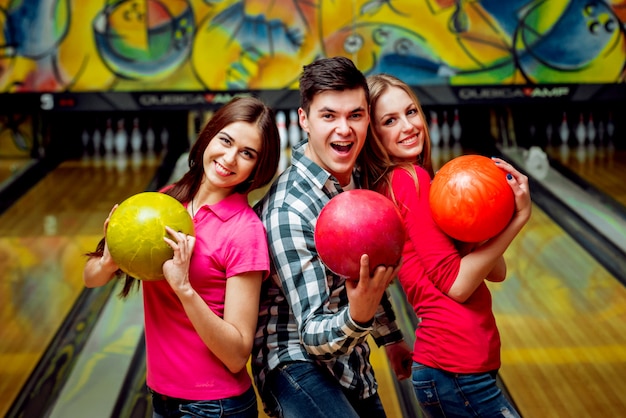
left=167, top=96, right=281, bottom=201
left=89, top=96, right=281, bottom=297
left=360, top=74, right=434, bottom=204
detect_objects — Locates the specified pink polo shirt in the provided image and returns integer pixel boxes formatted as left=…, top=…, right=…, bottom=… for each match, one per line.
left=143, top=192, right=269, bottom=400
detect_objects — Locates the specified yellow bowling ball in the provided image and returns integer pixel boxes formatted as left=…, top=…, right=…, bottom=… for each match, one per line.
left=106, top=192, right=195, bottom=281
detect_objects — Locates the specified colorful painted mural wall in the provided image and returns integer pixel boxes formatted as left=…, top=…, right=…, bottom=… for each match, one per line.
left=0, top=0, right=624, bottom=158
left=0, top=0, right=624, bottom=93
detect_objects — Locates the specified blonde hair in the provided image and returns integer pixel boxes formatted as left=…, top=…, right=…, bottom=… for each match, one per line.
left=360, top=74, right=435, bottom=205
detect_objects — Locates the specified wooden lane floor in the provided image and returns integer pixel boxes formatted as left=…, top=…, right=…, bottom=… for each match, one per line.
left=0, top=157, right=34, bottom=187
left=15, top=143, right=625, bottom=417
left=48, top=153, right=413, bottom=418
left=407, top=144, right=626, bottom=416
left=491, top=203, right=626, bottom=417
left=253, top=341, right=407, bottom=418
left=0, top=155, right=163, bottom=418
left=545, top=144, right=626, bottom=207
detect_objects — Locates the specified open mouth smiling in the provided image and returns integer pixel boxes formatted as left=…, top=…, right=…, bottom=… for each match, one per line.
left=331, top=142, right=354, bottom=153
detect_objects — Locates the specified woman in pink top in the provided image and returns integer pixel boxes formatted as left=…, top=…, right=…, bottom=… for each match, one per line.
left=83, top=97, right=280, bottom=418
left=360, top=74, right=531, bottom=418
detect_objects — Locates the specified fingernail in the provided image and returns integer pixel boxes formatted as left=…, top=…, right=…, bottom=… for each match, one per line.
left=507, top=173, right=513, bottom=180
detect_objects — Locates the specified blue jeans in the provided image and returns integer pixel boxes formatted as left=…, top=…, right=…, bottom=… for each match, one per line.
left=261, top=361, right=387, bottom=418
left=412, top=362, right=521, bottom=418
left=151, top=385, right=257, bottom=418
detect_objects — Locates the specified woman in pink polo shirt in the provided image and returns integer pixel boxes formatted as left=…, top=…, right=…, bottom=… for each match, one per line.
left=83, top=96, right=280, bottom=418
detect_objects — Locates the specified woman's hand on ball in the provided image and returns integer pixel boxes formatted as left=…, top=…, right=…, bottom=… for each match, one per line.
left=100, top=205, right=120, bottom=273
left=163, top=226, right=196, bottom=296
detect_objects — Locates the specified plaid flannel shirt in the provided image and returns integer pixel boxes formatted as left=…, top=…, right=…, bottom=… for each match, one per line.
left=252, top=140, right=404, bottom=399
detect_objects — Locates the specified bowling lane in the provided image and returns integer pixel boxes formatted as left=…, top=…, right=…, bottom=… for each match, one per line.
left=545, top=144, right=626, bottom=208
left=500, top=145, right=626, bottom=278
left=57, top=153, right=417, bottom=418
left=0, top=156, right=163, bottom=418
left=491, top=203, right=626, bottom=417
left=393, top=142, right=626, bottom=416
left=0, top=157, right=34, bottom=186
left=16, top=140, right=626, bottom=418
left=494, top=143, right=626, bottom=416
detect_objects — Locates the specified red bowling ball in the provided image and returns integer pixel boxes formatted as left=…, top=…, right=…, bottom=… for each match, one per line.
left=430, top=155, right=514, bottom=243
left=314, top=189, right=405, bottom=280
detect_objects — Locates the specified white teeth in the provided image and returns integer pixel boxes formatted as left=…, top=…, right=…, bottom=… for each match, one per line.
left=333, top=141, right=351, bottom=146
left=215, top=162, right=232, bottom=175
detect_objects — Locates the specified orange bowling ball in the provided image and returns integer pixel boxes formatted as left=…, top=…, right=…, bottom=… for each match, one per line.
left=430, top=155, right=514, bottom=243
left=106, top=192, right=195, bottom=281
left=314, top=189, right=405, bottom=280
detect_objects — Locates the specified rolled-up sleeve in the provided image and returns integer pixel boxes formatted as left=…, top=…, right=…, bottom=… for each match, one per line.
left=266, top=205, right=371, bottom=359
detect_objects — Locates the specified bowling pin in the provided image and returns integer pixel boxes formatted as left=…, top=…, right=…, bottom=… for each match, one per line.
left=145, top=121, right=156, bottom=154
left=545, top=122, right=553, bottom=146
left=130, top=117, right=142, bottom=154
left=114, top=118, right=128, bottom=155
left=429, top=110, right=441, bottom=146
left=524, top=146, right=549, bottom=180
left=596, top=121, right=606, bottom=161
left=587, top=113, right=596, bottom=144
left=103, top=118, right=115, bottom=157
left=160, top=126, right=169, bottom=152
left=81, top=128, right=91, bottom=160
left=575, top=113, right=586, bottom=145
left=606, top=111, right=615, bottom=139
left=276, top=110, right=289, bottom=173
left=276, top=110, right=288, bottom=149
left=144, top=121, right=156, bottom=163
left=288, top=109, right=301, bottom=148
left=451, top=108, right=462, bottom=142
left=558, top=112, right=569, bottom=144
left=441, top=110, right=450, bottom=146
left=597, top=119, right=605, bottom=144
left=92, top=124, right=103, bottom=163
left=606, top=114, right=615, bottom=159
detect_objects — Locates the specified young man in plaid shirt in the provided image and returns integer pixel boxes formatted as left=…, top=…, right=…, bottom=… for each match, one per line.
left=253, top=56, right=412, bottom=418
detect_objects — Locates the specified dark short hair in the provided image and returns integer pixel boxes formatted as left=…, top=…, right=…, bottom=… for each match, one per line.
left=299, top=56, right=369, bottom=114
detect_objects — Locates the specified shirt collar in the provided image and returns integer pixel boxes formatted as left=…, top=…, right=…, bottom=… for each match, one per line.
left=198, top=192, right=250, bottom=222
left=291, top=139, right=362, bottom=192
